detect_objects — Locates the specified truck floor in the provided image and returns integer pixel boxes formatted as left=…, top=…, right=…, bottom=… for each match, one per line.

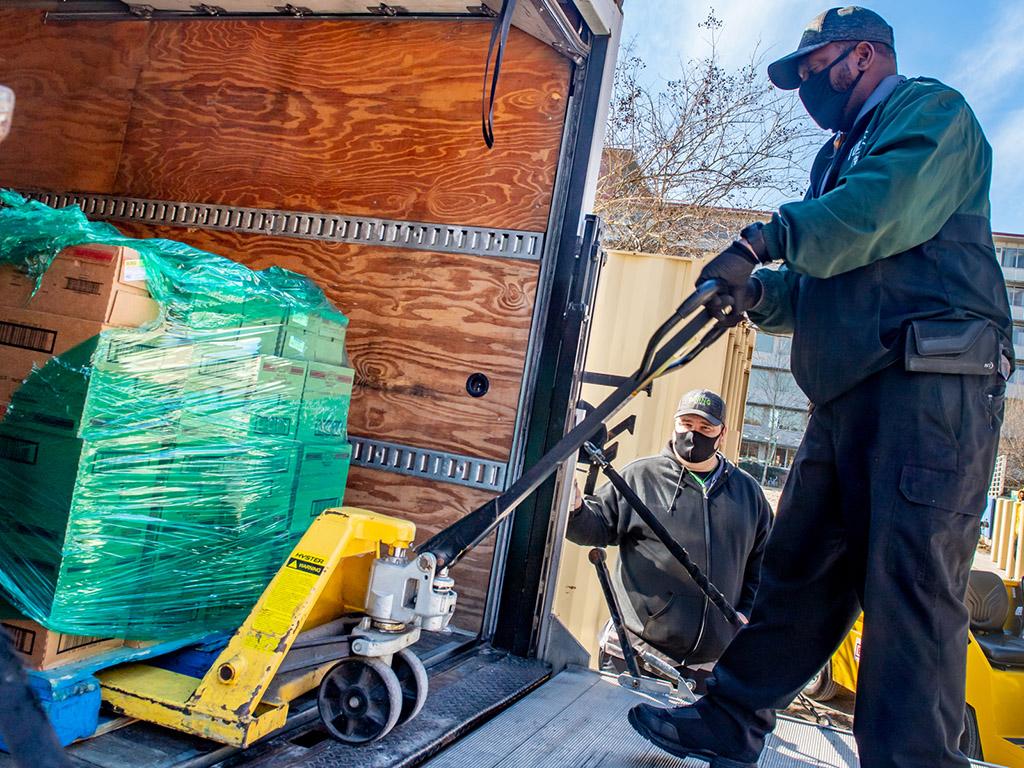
left=421, top=666, right=992, bottom=768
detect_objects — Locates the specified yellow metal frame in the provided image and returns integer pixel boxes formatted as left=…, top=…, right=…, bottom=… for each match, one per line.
left=829, top=591, right=1024, bottom=767
left=98, top=507, right=415, bottom=747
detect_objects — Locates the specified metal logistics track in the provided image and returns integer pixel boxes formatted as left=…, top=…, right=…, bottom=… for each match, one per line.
left=349, top=436, right=508, bottom=492
left=20, top=190, right=546, bottom=262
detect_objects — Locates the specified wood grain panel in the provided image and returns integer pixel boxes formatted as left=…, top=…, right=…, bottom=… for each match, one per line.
left=113, top=222, right=537, bottom=460
left=0, top=10, right=150, bottom=191
left=344, top=465, right=495, bottom=633
left=116, top=20, right=569, bottom=230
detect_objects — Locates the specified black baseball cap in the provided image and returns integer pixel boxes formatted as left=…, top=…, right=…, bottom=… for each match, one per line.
left=768, top=6, right=894, bottom=90
left=674, top=389, right=726, bottom=427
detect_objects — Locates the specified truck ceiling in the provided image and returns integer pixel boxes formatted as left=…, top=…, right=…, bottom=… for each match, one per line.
left=11, top=0, right=605, bottom=64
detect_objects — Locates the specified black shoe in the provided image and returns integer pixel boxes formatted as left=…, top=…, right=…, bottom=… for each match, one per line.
left=627, top=703, right=758, bottom=767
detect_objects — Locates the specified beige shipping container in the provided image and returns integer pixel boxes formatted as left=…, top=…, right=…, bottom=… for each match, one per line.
left=552, top=248, right=754, bottom=665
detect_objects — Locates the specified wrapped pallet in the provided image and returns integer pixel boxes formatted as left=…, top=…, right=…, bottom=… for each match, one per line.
left=0, top=191, right=354, bottom=640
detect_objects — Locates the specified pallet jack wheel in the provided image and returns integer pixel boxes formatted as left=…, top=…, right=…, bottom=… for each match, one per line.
left=392, top=648, right=429, bottom=724
left=318, top=657, right=402, bottom=744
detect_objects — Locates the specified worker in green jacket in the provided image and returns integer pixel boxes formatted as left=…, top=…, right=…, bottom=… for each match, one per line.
left=629, top=6, right=1012, bottom=768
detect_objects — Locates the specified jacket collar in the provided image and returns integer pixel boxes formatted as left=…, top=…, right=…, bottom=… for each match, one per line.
left=850, top=73, right=905, bottom=130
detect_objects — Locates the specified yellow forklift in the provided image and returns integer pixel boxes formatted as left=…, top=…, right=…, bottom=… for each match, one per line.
left=94, top=281, right=734, bottom=747
left=804, top=570, right=1024, bottom=766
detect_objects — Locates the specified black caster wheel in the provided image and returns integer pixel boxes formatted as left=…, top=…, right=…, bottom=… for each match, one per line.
left=392, top=648, right=428, bottom=724
left=318, top=656, right=402, bottom=744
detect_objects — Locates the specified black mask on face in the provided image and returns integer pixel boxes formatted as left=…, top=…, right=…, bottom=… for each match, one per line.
left=798, top=44, right=864, bottom=131
left=674, top=429, right=719, bottom=464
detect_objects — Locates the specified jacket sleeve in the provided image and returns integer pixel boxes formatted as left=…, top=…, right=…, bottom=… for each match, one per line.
left=747, top=265, right=800, bottom=335
left=565, top=477, right=623, bottom=547
left=737, top=489, right=773, bottom=617
left=761, top=86, right=988, bottom=278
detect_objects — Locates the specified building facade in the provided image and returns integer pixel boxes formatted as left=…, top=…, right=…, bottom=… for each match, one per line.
left=738, top=331, right=809, bottom=486
left=997, top=232, right=1024, bottom=395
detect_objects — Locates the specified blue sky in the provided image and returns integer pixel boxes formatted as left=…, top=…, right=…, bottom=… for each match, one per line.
left=621, top=1, right=1024, bottom=233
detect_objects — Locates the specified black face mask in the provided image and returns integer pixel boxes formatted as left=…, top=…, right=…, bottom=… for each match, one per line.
left=674, top=429, right=719, bottom=464
left=798, top=44, right=864, bottom=131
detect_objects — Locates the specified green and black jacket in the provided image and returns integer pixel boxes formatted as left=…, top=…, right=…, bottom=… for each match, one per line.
left=751, top=77, right=1012, bottom=404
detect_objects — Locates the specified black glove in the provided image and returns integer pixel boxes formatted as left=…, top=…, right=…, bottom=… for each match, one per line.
left=697, top=241, right=758, bottom=293
left=711, top=278, right=762, bottom=327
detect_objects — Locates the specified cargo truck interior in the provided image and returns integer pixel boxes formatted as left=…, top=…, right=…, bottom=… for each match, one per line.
left=0, top=1, right=625, bottom=765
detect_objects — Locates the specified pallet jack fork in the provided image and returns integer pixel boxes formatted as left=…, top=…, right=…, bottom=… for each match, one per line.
left=98, top=508, right=439, bottom=747
left=96, top=281, right=735, bottom=747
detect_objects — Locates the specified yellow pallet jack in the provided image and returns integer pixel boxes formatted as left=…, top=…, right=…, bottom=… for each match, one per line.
left=95, top=281, right=733, bottom=747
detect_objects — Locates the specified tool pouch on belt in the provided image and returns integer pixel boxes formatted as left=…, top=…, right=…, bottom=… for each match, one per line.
left=904, top=318, right=1000, bottom=375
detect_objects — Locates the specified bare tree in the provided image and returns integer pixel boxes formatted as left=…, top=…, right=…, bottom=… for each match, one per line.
left=596, top=12, right=819, bottom=255
left=999, top=397, right=1024, bottom=491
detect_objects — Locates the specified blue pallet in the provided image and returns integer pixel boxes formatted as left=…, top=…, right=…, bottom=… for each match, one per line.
left=0, top=631, right=231, bottom=751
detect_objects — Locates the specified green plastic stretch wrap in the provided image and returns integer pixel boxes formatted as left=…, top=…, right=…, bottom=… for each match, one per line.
left=0, top=191, right=354, bottom=639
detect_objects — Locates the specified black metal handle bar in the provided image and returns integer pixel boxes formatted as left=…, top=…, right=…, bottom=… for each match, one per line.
left=418, top=280, right=727, bottom=568
left=589, top=548, right=642, bottom=678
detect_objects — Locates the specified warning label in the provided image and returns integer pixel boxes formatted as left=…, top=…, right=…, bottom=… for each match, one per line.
left=285, top=552, right=326, bottom=576
left=245, top=552, right=326, bottom=649
left=285, top=557, right=325, bottom=576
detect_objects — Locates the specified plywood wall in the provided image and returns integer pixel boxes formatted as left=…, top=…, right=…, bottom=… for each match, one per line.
left=0, top=9, right=574, bottom=630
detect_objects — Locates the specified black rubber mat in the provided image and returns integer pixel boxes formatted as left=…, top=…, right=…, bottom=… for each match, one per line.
left=236, top=647, right=550, bottom=768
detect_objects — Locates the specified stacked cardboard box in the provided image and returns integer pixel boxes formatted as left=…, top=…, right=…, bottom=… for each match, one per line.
left=0, top=244, right=159, bottom=412
left=1, top=618, right=122, bottom=670
left=0, top=243, right=355, bottom=641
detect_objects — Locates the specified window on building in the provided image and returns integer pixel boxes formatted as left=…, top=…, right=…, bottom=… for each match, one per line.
left=1001, top=245, right=1024, bottom=270
left=1008, top=286, right=1024, bottom=308
left=739, top=439, right=763, bottom=461
left=744, top=405, right=768, bottom=426
left=754, top=333, right=792, bottom=356
left=1013, top=325, right=1024, bottom=349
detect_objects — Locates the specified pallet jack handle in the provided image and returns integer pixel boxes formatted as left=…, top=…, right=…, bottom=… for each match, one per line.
left=582, top=442, right=746, bottom=629
left=419, top=280, right=732, bottom=569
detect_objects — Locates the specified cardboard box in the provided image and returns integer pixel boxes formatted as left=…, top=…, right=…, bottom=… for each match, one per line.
left=0, top=305, right=156, bottom=413
left=313, top=312, right=348, bottom=366
left=290, top=442, right=352, bottom=534
left=0, top=244, right=157, bottom=326
left=299, top=363, right=354, bottom=441
left=5, top=337, right=97, bottom=438
left=1, top=618, right=122, bottom=670
left=0, top=424, right=84, bottom=539
left=182, top=355, right=306, bottom=437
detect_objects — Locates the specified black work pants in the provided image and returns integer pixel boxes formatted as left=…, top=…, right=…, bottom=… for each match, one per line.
left=695, top=365, right=1005, bottom=767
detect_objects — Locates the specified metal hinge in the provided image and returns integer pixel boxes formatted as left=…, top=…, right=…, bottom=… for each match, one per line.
left=275, top=4, right=312, bottom=15
left=367, top=3, right=407, bottom=15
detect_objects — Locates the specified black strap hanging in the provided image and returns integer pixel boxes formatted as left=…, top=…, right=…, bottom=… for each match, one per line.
left=481, top=0, right=518, bottom=148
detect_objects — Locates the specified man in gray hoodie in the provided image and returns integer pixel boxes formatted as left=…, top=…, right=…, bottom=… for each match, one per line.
left=568, top=389, right=772, bottom=689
